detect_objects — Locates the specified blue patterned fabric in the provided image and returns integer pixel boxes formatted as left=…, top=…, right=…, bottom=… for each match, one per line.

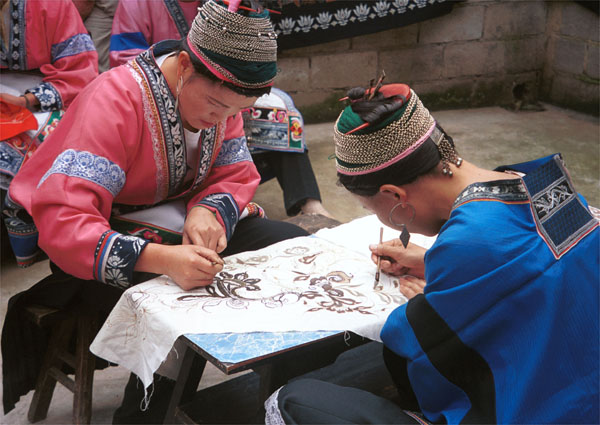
left=213, top=136, right=252, bottom=167
left=0, top=142, right=25, bottom=183
left=196, top=193, right=239, bottom=241
left=51, top=33, right=96, bottom=62
left=381, top=155, right=599, bottom=424
left=38, top=149, right=126, bottom=196
left=2, top=192, right=40, bottom=267
left=94, top=230, right=148, bottom=288
left=26, top=82, right=63, bottom=112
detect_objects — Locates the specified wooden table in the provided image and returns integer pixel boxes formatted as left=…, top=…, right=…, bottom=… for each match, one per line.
left=164, top=330, right=369, bottom=424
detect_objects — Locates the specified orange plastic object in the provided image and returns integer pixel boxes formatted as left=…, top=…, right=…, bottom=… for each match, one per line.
left=1, top=99, right=37, bottom=140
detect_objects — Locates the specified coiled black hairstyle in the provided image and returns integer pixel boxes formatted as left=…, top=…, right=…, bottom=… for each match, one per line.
left=337, top=85, right=458, bottom=197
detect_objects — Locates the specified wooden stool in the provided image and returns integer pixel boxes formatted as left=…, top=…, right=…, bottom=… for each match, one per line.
left=25, top=304, right=99, bottom=425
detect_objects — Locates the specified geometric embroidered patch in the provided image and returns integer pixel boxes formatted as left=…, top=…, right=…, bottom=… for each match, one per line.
left=523, top=155, right=597, bottom=258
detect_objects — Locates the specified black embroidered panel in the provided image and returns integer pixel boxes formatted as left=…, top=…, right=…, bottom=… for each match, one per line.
left=523, top=155, right=597, bottom=258
left=135, top=49, right=187, bottom=197
left=267, top=0, right=455, bottom=51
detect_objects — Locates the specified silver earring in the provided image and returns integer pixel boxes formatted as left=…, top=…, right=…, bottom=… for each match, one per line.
left=388, top=202, right=416, bottom=248
left=174, top=76, right=183, bottom=111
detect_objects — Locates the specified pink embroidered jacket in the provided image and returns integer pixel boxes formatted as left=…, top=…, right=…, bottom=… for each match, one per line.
left=9, top=46, right=259, bottom=288
left=0, top=0, right=98, bottom=111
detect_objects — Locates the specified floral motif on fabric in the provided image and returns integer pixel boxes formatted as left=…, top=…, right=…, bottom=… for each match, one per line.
left=213, top=136, right=252, bottom=167
left=453, top=179, right=528, bottom=209
left=27, top=82, right=64, bottom=112
left=0, top=0, right=26, bottom=70
left=196, top=193, right=239, bottom=240
left=127, top=62, right=168, bottom=202
left=51, top=33, right=96, bottom=62
left=274, top=0, right=444, bottom=35
left=134, top=50, right=186, bottom=198
left=163, top=0, right=190, bottom=37
left=94, top=230, right=148, bottom=288
left=38, top=149, right=126, bottom=197
left=170, top=242, right=407, bottom=314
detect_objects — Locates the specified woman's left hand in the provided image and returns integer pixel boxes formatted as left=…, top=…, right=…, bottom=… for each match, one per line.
left=183, top=206, right=227, bottom=253
left=398, top=275, right=426, bottom=300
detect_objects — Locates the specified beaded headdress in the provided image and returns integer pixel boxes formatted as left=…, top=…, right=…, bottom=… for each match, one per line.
left=334, top=83, right=462, bottom=177
left=186, top=0, right=278, bottom=89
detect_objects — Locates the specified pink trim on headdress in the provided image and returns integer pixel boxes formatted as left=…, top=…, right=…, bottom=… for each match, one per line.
left=186, top=36, right=274, bottom=89
left=186, top=36, right=237, bottom=85
left=337, top=121, right=436, bottom=176
left=227, top=0, right=242, bottom=12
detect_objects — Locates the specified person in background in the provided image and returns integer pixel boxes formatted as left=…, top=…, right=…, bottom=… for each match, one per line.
left=110, top=0, right=334, bottom=218
left=2, top=2, right=308, bottom=422
left=73, top=0, right=118, bottom=72
left=242, top=87, right=333, bottom=217
left=0, top=0, right=98, bottom=265
left=265, top=82, right=599, bottom=424
left=109, top=0, right=201, bottom=68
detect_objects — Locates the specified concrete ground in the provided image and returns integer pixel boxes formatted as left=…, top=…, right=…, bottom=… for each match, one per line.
left=0, top=103, right=598, bottom=424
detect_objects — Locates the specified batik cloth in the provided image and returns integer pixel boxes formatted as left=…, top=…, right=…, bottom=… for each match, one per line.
left=90, top=232, right=414, bottom=389
left=7, top=40, right=260, bottom=286
left=381, top=154, right=599, bottom=424
left=0, top=0, right=98, bottom=111
left=268, top=0, right=453, bottom=50
left=243, top=88, right=306, bottom=153
left=109, top=0, right=200, bottom=67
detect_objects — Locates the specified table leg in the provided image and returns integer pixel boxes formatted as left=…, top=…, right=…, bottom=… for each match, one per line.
left=164, top=345, right=206, bottom=424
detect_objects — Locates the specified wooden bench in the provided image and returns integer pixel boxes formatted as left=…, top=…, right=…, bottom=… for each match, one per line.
left=25, top=304, right=100, bottom=425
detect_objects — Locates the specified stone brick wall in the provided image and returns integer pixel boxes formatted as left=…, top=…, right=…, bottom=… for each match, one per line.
left=274, top=0, right=599, bottom=121
left=542, top=2, right=599, bottom=115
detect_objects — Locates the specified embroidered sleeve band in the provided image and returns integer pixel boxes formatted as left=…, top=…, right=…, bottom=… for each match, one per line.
left=38, top=149, right=126, bottom=197
left=26, top=82, right=63, bottom=112
left=51, top=33, right=96, bottom=62
left=94, top=230, right=149, bottom=288
left=196, top=193, right=240, bottom=241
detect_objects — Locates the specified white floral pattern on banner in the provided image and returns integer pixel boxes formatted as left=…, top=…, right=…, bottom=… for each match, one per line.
left=274, top=0, right=444, bottom=34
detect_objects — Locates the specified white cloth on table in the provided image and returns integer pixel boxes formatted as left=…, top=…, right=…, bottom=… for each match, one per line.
left=90, top=215, right=436, bottom=389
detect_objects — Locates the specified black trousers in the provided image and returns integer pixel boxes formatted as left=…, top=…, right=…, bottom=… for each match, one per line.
left=1, top=217, right=308, bottom=418
left=265, top=344, right=426, bottom=425
left=268, top=379, right=428, bottom=425
left=252, top=151, right=322, bottom=216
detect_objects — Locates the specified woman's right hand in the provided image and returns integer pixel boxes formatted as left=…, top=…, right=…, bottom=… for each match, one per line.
left=135, top=243, right=224, bottom=291
left=369, top=239, right=426, bottom=279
